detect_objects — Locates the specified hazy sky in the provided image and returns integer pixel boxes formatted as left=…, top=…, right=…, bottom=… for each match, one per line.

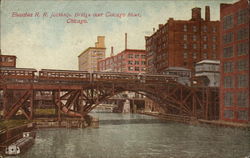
left=1, top=0, right=237, bottom=70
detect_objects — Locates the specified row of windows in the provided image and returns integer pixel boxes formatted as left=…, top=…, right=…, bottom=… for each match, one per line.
left=223, top=42, right=249, bottom=58
left=183, top=25, right=217, bottom=33
left=224, top=110, right=248, bottom=120
left=183, top=52, right=216, bottom=59
left=128, top=61, right=146, bottom=65
left=224, top=92, right=248, bottom=107
left=128, top=66, right=146, bottom=71
left=223, top=74, right=248, bottom=88
left=128, top=54, right=146, bottom=59
left=223, top=9, right=248, bottom=30
left=223, top=59, right=248, bottom=73
left=223, top=28, right=249, bottom=44
left=183, top=35, right=217, bottom=42
left=183, top=43, right=216, bottom=50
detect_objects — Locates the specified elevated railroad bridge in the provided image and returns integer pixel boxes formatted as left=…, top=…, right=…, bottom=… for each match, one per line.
left=0, top=68, right=219, bottom=121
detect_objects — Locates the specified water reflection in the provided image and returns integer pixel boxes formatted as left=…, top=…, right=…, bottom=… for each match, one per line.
left=7, top=113, right=250, bottom=158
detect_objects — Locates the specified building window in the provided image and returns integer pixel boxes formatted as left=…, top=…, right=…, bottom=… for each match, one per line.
left=192, top=26, right=197, bottom=32
left=183, top=24, right=187, bottom=32
left=237, top=9, right=248, bottom=24
left=128, top=54, right=133, bottom=58
left=212, top=36, right=216, bottom=42
left=203, top=36, right=207, bottom=41
left=237, top=42, right=249, bottom=56
left=223, top=47, right=233, bottom=58
left=141, top=55, right=146, bottom=59
left=192, top=35, right=197, bottom=41
left=224, top=62, right=233, bottom=73
left=223, top=15, right=233, bottom=30
left=135, top=67, right=140, bottom=71
left=128, top=66, right=133, bottom=71
left=135, top=54, right=140, bottom=59
left=224, top=92, right=233, bottom=107
left=183, top=34, right=187, bottom=41
left=237, top=92, right=248, bottom=107
left=224, top=76, right=233, bottom=88
left=203, top=53, right=208, bottom=59
left=237, top=28, right=248, bottom=40
left=141, top=61, right=146, bottom=65
left=224, top=110, right=234, bottom=119
left=238, top=111, right=248, bottom=120
left=183, top=43, right=188, bottom=49
left=212, top=27, right=216, bottom=33
left=183, top=52, right=188, bottom=59
left=223, top=32, right=234, bottom=44
left=193, top=44, right=197, bottom=49
left=128, top=61, right=133, bottom=65
left=203, top=44, right=207, bottom=49
left=203, top=26, right=207, bottom=32
left=212, top=53, right=217, bottom=59
left=134, top=61, right=140, bottom=65
left=212, top=44, right=216, bottom=50
left=237, top=59, right=248, bottom=71
left=193, top=53, right=197, bottom=59
left=237, top=74, right=248, bottom=88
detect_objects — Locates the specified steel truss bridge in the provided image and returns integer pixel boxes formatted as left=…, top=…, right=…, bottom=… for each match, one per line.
left=0, top=68, right=219, bottom=121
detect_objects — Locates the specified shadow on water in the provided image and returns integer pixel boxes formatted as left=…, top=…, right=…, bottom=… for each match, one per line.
left=99, top=119, right=168, bottom=125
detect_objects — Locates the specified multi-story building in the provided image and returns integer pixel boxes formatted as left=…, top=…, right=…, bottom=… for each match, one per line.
left=145, top=6, right=220, bottom=74
left=220, top=0, right=249, bottom=123
left=98, top=49, right=146, bottom=73
left=78, top=36, right=106, bottom=72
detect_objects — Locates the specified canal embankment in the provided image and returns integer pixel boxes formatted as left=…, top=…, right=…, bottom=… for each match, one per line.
left=140, top=111, right=250, bottom=130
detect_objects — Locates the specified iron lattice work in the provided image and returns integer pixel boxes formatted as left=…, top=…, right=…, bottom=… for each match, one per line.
left=0, top=70, right=219, bottom=120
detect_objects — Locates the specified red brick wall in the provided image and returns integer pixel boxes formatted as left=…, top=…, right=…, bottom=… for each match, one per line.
left=220, top=0, right=249, bottom=123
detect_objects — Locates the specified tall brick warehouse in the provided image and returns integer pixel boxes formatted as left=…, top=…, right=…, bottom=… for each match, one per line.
left=145, top=6, right=220, bottom=74
left=220, top=0, right=249, bottom=123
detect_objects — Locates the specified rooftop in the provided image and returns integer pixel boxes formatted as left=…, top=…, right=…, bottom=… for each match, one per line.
left=196, top=60, right=220, bottom=65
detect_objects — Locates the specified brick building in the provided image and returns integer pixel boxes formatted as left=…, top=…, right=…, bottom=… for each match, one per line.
left=98, top=49, right=146, bottom=73
left=145, top=6, right=220, bottom=74
left=220, top=0, right=249, bottom=123
left=78, top=36, right=106, bottom=72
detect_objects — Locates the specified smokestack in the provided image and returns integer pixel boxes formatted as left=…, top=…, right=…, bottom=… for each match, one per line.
left=125, top=33, right=127, bottom=50
left=191, top=7, right=201, bottom=20
left=153, top=28, right=155, bottom=32
left=159, top=24, right=163, bottom=29
left=205, top=6, right=210, bottom=21
left=111, top=46, right=114, bottom=56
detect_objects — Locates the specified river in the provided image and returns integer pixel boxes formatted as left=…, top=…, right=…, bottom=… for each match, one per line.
left=9, top=113, right=250, bottom=158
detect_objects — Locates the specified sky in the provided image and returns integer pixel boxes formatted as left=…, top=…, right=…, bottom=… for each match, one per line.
left=1, top=0, right=237, bottom=70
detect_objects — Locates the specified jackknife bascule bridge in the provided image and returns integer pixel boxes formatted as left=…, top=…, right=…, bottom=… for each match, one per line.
left=0, top=55, right=219, bottom=121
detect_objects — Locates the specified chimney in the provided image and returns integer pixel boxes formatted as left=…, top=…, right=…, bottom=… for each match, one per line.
left=111, top=46, right=114, bottom=56
left=153, top=28, right=155, bottom=32
left=125, top=33, right=127, bottom=50
left=95, top=36, right=105, bottom=48
left=191, top=7, right=201, bottom=20
left=205, top=6, right=210, bottom=21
